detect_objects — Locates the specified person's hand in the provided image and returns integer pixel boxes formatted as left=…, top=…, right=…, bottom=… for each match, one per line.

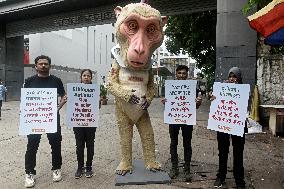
left=209, top=95, right=216, bottom=101
left=62, top=95, right=67, bottom=103
left=161, top=98, right=167, bottom=105
left=195, top=96, right=202, bottom=109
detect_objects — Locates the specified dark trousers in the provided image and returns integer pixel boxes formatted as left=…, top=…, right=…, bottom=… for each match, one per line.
left=25, top=119, right=62, bottom=175
left=217, top=132, right=245, bottom=185
left=169, top=124, right=193, bottom=168
left=73, top=127, right=96, bottom=168
left=0, top=100, right=2, bottom=117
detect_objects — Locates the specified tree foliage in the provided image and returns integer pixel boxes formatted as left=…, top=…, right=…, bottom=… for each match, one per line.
left=165, top=11, right=216, bottom=88
left=242, top=0, right=270, bottom=15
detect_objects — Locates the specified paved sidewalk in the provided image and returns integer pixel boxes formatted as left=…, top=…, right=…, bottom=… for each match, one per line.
left=0, top=98, right=283, bottom=189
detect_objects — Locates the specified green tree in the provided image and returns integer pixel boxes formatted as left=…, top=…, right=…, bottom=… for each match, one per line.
left=165, top=11, right=217, bottom=89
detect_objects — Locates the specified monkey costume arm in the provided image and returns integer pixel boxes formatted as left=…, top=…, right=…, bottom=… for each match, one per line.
left=145, top=69, right=156, bottom=105
left=107, top=62, right=132, bottom=102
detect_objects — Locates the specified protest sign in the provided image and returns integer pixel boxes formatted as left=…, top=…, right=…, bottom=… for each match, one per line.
left=19, top=88, right=57, bottom=135
left=67, top=83, right=99, bottom=128
left=207, top=82, right=250, bottom=136
left=164, top=80, right=197, bottom=125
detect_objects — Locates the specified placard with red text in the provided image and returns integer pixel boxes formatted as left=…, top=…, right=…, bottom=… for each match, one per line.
left=164, top=80, right=197, bottom=125
left=67, top=83, right=99, bottom=128
left=207, top=82, right=250, bottom=136
left=19, top=88, right=57, bottom=135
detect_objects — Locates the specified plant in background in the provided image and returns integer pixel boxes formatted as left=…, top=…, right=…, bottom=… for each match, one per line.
left=100, top=84, right=107, bottom=98
left=165, top=11, right=217, bottom=91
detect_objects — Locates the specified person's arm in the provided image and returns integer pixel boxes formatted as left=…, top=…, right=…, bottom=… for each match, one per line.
left=58, top=94, right=67, bottom=111
left=3, top=85, right=7, bottom=92
left=196, top=96, right=202, bottom=109
left=57, top=77, right=67, bottom=111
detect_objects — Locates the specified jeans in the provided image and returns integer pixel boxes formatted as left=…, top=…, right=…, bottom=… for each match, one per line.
left=169, top=124, right=193, bottom=168
left=25, top=117, right=62, bottom=175
left=73, top=127, right=96, bottom=168
left=216, top=132, right=245, bottom=185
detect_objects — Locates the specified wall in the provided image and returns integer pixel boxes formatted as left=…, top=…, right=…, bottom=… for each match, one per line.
left=28, top=24, right=115, bottom=85
left=215, top=0, right=257, bottom=90
left=257, top=55, right=284, bottom=105
left=24, top=65, right=97, bottom=89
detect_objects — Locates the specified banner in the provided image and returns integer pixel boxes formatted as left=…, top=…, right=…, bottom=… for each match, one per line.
left=207, top=82, right=250, bottom=136
left=164, top=80, right=197, bottom=125
left=19, top=88, right=57, bottom=135
left=66, top=83, right=99, bottom=128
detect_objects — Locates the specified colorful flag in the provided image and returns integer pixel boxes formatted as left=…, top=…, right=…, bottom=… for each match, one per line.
left=265, top=27, right=284, bottom=45
left=248, top=0, right=284, bottom=38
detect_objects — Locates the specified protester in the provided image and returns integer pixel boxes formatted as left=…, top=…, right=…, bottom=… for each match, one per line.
left=23, top=55, right=67, bottom=188
left=0, top=78, right=7, bottom=120
left=210, top=67, right=246, bottom=189
left=161, top=65, right=202, bottom=182
left=73, top=69, right=100, bottom=179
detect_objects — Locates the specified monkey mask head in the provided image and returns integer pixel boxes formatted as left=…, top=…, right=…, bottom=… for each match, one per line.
left=114, top=2, right=167, bottom=70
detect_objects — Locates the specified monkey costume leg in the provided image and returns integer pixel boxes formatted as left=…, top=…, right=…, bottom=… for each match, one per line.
left=136, top=112, right=161, bottom=170
left=115, top=102, right=134, bottom=174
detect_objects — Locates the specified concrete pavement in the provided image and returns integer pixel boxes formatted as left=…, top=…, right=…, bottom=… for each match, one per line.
left=0, top=97, right=283, bottom=189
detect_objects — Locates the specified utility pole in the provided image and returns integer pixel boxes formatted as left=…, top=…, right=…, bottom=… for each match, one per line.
left=156, top=48, right=160, bottom=97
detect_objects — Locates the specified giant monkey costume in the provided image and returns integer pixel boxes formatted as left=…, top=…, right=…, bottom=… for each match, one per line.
left=107, top=0, right=167, bottom=175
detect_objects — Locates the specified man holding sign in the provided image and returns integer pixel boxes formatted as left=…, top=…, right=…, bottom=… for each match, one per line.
left=208, top=67, right=249, bottom=189
left=23, top=55, right=67, bottom=188
left=162, top=65, right=202, bottom=181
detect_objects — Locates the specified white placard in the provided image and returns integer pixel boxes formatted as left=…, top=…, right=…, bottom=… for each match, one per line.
left=207, top=82, right=250, bottom=136
left=66, top=83, right=99, bottom=128
left=19, top=88, right=57, bottom=135
left=164, top=80, right=197, bottom=125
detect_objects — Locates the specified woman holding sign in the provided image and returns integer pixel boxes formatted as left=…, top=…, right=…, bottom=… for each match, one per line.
left=73, top=69, right=100, bottom=179
left=210, top=67, right=246, bottom=189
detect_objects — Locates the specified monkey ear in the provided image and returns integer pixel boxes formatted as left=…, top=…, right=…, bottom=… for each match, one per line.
left=161, top=16, right=168, bottom=27
left=114, top=6, right=122, bottom=18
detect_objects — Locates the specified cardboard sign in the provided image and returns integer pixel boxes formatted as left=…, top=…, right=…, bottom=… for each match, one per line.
left=207, top=82, right=250, bottom=136
left=164, top=80, right=197, bottom=125
left=66, top=83, right=99, bottom=128
left=19, top=88, right=57, bottom=135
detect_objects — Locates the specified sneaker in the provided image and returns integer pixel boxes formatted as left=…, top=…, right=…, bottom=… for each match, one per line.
left=85, top=167, right=93, bottom=178
left=75, top=168, right=83, bottom=179
left=52, top=169, right=62, bottom=182
left=24, top=174, right=35, bottom=188
left=214, top=177, right=225, bottom=188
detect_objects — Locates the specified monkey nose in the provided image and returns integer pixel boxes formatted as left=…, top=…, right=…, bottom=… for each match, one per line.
left=134, top=47, right=145, bottom=56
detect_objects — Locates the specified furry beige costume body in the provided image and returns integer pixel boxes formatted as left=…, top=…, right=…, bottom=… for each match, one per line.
left=107, top=2, right=167, bottom=175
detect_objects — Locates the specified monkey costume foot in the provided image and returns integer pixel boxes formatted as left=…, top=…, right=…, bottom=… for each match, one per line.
left=145, top=161, right=161, bottom=172
left=115, top=162, right=133, bottom=176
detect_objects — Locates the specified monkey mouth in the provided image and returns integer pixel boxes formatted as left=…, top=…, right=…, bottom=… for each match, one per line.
left=130, top=61, right=144, bottom=66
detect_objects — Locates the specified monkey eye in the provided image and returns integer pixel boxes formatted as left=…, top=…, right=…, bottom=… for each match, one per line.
left=147, top=24, right=157, bottom=33
left=128, top=21, right=138, bottom=31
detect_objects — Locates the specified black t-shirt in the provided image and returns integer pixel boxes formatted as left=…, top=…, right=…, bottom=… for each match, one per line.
left=24, top=75, right=65, bottom=97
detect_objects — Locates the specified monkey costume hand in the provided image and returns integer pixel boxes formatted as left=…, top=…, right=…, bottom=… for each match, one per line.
left=129, top=94, right=140, bottom=104
left=140, top=95, right=150, bottom=110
